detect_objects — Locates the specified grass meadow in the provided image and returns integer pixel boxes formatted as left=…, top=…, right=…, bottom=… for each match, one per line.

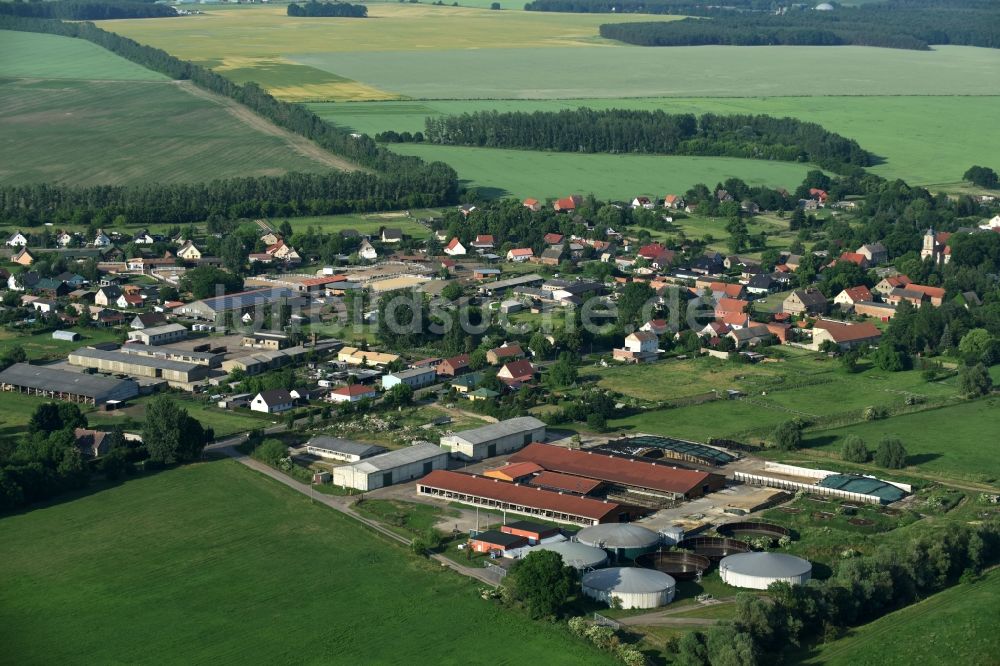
left=314, top=95, right=1000, bottom=187
left=388, top=144, right=815, bottom=199
left=0, top=30, right=166, bottom=81
left=0, top=461, right=612, bottom=665
left=799, top=568, right=1000, bottom=666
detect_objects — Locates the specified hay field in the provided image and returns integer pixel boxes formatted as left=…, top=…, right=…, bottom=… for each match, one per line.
left=0, top=31, right=342, bottom=186
left=104, top=4, right=656, bottom=101
left=297, top=44, right=999, bottom=100
left=387, top=143, right=815, bottom=199
left=312, top=95, right=1000, bottom=187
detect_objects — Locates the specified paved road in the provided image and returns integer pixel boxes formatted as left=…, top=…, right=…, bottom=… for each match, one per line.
left=208, top=435, right=500, bottom=587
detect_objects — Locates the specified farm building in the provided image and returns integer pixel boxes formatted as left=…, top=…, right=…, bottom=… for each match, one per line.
left=469, top=530, right=527, bottom=555
left=582, top=567, right=676, bottom=609
left=52, top=330, right=80, bottom=342
left=118, top=343, right=223, bottom=368
left=719, top=552, right=812, bottom=590
left=416, top=470, right=626, bottom=526
left=381, top=366, right=437, bottom=391
left=576, top=523, right=661, bottom=562
left=175, top=288, right=301, bottom=321
left=500, top=520, right=560, bottom=544
left=333, top=443, right=449, bottom=491
left=304, top=436, right=387, bottom=462
left=241, top=331, right=290, bottom=350
left=127, top=323, right=188, bottom=346
left=509, top=444, right=726, bottom=500
left=439, top=416, right=546, bottom=461
left=0, top=362, right=139, bottom=405
left=525, top=541, right=608, bottom=570
left=817, top=473, right=907, bottom=503
left=483, top=461, right=543, bottom=483
left=68, top=347, right=208, bottom=387
left=529, top=471, right=604, bottom=495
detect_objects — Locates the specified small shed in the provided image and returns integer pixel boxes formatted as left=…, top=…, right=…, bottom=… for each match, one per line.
left=52, top=330, right=81, bottom=342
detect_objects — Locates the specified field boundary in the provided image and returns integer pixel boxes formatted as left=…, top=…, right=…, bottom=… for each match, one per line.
left=176, top=81, right=362, bottom=172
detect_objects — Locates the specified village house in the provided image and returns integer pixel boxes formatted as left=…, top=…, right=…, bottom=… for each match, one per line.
left=250, top=389, right=296, bottom=414
left=497, top=360, right=535, bottom=386
left=359, top=239, right=378, bottom=261
left=444, top=238, right=467, bottom=256
left=727, top=324, right=773, bottom=349
left=543, top=233, right=564, bottom=246
left=856, top=242, right=888, bottom=265
left=612, top=331, right=659, bottom=363
left=507, top=248, right=533, bottom=262
left=663, top=194, right=684, bottom=210
left=874, top=274, right=911, bottom=296
left=539, top=247, right=563, bottom=266
left=631, top=196, right=655, bottom=210
left=5, top=231, right=28, bottom=247
left=553, top=195, right=582, bottom=212
left=12, top=248, right=35, bottom=266
left=380, top=228, right=403, bottom=244
left=522, top=198, right=542, bottom=212
left=834, top=286, right=873, bottom=309
left=487, top=344, right=525, bottom=365
left=92, top=230, right=112, bottom=248
left=471, top=235, right=495, bottom=250
left=94, top=286, right=122, bottom=307
left=886, top=283, right=945, bottom=308
left=783, top=289, right=828, bottom=316
left=176, top=241, right=202, bottom=261
left=328, top=384, right=378, bottom=404
left=436, top=354, right=471, bottom=377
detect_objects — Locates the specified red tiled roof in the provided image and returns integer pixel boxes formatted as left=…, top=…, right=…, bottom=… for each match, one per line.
left=907, top=284, right=946, bottom=300
left=499, top=360, right=535, bottom=381
left=509, top=443, right=717, bottom=496
left=491, top=344, right=524, bottom=358
left=838, top=252, right=867, bottom=266
left=543, top=233, right=564, bottom=245
left=709, top=282, right=744, bottom=299
left=332, top=384, right=376, bottom=397
left=638, top=243, right=666, bottom=260
left=508, top=248, right=533, bottom=257
left=418, top=470, right=621, bottom=521
left=445, top=237, right=462, bottom=251
left=529, top=471, right=604, bottom=495
left=523, top=198, right=539, bottom=206
left=715, top=297, right=749, bottom=314
left=841, top=286, right=872, bottom=302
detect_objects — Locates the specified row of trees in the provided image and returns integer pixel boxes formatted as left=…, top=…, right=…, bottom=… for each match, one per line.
left=0, top=0, right=176, bottom=20
left=287, top=1, right=367, bottom=17
left=524, top=0, right=766, bottom=14
left=421, top=108, right=873, bottom=172
left=0, top=396, right=212, bottom=511
left=0, top=16, right=460, bottom=226
left=674, top=519, right=999, bottom=664
left=597, top=0, right=1000, bottom=50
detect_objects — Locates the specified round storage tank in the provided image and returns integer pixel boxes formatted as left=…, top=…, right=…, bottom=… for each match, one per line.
left=577, top=524, right=660, bottom=562
left=582, top=567, right=676, bottom=609
left=719, top=552, right=812, bottom=590
left=533, top=541, right=608, bottom=571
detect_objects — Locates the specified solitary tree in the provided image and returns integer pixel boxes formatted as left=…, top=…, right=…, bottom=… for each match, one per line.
left=772, top=420, right=803, bottom=451
left=959, top=363, right=992, bottom=398
left=841, top=435, right=870, bottom=463
left=963, top=165, right=998, bottom=189
left=874, top=437, right=907, bottom=469
left=504, top=550, right=577, bottom=619
left=143, top=395, right=211, bottom=465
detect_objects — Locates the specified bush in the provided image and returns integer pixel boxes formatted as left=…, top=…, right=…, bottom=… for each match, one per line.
left=959, top=363, right=993, bottom=398
left=874, top=437, right=907, bottom=469
left=254, top=439, right=289, bottom=465
left=772, top=420, right=803, bottom=451
left=841, top=435, right=870, bottom=463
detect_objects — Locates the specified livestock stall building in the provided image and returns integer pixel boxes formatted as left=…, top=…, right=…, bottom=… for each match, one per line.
left=0, top=362, right=139, bottom=405
left=439, top=416, right=546, bottom=461
left=416, top=470, right=627, bottom=526
left=332, top=443, right=449, bottom=491
left=126, top=323, right=188, bottom=346
left=509, top=444, right=726, bottom=501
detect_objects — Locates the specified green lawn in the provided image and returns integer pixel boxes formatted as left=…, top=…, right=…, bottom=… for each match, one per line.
left=800, top=568, right=1000, bottom=666
left=296, top=45, right=999, bottom=100
left=352, top=498, right=460, bottom=539
left=87, top=396, right=272, bottom=438
left=388, top=144, right=815, bottom=200
left=0, top=460, right=613, bottom=665
left=278, top=211, right=433, bottom=238
left=0, top=30, right=166, bottom=81
left=0, top=327, right=122, bottom=362
left=799, top=397, right=1000, bottom=484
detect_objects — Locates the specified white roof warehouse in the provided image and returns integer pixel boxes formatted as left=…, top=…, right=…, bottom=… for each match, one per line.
left=439, top=416, right=547, bottom=461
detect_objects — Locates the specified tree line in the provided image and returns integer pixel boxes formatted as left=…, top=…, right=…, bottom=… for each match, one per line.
left=420, top=108, right=873, bottom=172
left=0, top=15, right=460, bottom=225
left=597, top=0, right=1000, bottom=50
left=0, top=0, right=176, bottom=20
left=287, top=1, right=367, bottom=17
left=524, top=0, right=766, bottom=14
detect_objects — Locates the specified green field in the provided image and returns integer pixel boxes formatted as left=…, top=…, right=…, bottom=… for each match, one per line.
left=278, top=211, right=433, bottom=238
left=296, top=45, right=999, bottom=100
left=801, top=568, right=1000, bottom=666
left=389, top=144, right=815, bottom=199
left=800, top=398, right=1000, bottom=484
left=314, top=95, right=1000, bottom=187
left=0, top=30, right=166, bottom=81
left=0, top=31, right=341, bottom=186
left=0, top=460, right=612, bottom=665
left=0, top=327, right=122, bottom=362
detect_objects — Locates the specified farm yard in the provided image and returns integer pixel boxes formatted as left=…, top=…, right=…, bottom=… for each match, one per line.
left=0, top=31, right=344, bottom=187
left=0, top=461, right=612, bottom=665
